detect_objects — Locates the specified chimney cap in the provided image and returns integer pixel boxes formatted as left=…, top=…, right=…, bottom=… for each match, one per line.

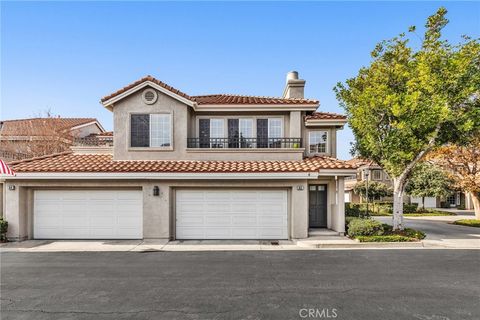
left=286, top=71, right=299, bottom=82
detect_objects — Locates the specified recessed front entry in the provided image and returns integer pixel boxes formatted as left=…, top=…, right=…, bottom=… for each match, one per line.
left=309, top=185, right=328, bottom=228
left=175, top=189, right=288, bottom=239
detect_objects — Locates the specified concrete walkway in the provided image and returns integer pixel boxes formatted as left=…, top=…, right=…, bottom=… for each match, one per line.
left=2, top=213, right=479, bottom=251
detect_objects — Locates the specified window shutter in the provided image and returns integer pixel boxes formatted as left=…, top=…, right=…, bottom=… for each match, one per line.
left=131, top=114, right=149, bottom=147
left=199, top=119, right=210, bottom=148
left=257, top=119, right=268, bottom=148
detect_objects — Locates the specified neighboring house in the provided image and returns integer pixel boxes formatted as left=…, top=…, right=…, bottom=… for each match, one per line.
left=344, top=157, right=475, bottom=210
left=344, top=158, right=394, bottom=203
left=0, top=117, right=106, bottom=218
left=3, top=72, right=356, bottom=241
left=0, top=117, right=106, bottom=161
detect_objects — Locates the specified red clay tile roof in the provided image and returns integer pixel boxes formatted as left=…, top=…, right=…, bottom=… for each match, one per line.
left=345, top=157, right=380, bottom=169
left=192, top=94, right=318, bottom=105
left=0, top=118, right=98, bottom=136
left=10, top=153, right=353, bottom=173
left=305, top=112, right=347, bottom=121
left=101, top=75, right=318, bottom=105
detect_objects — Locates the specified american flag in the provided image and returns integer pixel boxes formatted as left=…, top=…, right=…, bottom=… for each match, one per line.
left=0, top=159, right=15, bottom=176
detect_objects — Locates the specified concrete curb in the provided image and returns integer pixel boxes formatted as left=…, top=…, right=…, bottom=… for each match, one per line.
left=294, top=240, right=424, bottom=249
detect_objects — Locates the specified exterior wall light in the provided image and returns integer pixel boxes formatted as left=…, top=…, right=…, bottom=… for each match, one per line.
left=8, top=185, right=16, bottom=191
left=153, top=186, right=160, bottom=196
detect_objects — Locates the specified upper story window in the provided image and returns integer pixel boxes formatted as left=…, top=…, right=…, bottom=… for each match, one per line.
left=372, top=169, right=382, bottom=180
left=309, top=131, right=328, bottom=154
left=131, top=113, right=171, bottom=148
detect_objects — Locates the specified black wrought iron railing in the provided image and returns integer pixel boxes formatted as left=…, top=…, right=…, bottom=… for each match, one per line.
left=187, top=137, right=302, bottom=149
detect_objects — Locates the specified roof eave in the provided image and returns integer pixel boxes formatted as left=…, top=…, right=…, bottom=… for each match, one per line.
left=100, top=80, right=196, bottom=110
left=305, top=119, right=348, bottom=127
left=194, top=104, right=319, bottom=112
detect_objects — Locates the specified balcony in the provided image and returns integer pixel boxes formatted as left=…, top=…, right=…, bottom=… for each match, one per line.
left=187, top=137, right=302, bottom=149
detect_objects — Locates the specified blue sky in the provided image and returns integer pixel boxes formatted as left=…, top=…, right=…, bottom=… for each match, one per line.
left=1, top=1, right=479, bottom=159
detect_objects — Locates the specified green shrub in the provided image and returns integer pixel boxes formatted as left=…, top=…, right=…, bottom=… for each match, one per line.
left=0, top=219, right=8, bottom=241
left=356, top=235, right=417, bottom=242
left=347, top=218, right=384, bottom=237
left=403, top=228, right=426, bottom=239
left=403, top=203, right=418, bottom=213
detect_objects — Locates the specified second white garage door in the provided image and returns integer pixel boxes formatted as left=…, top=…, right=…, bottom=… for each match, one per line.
left=176, top=189, right=288, bottom=239
left=34, top=190, right=143, bottom=239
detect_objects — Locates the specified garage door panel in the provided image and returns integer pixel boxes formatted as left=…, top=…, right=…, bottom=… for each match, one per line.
left=230, top=228, right=262, bottom=238
left=178, top=203, right=205, bottom=213
left=259, top=228, right=285, bottom=238
left=176, top=227, right=204, bottom=239
left=34, top=190, right=142, bottom=239
left=231, top=215, right=257, bottom=226
left=230, top=203, right=257, bottom=213
left=204, top=228, right=232, bottom=239
left=176, top=215, right=204, bottom=226
left=204, top=215, right=231, bottom=226
left=258, top=215, right=285, bottom=225
left=176, top=189, right=287, bottom=240
left=205, top=191, right=231, bottom=201
left=205, top=203, right=231, bottom=213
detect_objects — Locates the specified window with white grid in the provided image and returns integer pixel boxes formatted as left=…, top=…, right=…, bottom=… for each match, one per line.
left=309, top=131, right=328, bottom=153
left=239, top=118, right=253, bottom=138
left=268, top=118, right=283, bottom=138
left=150, top=114, right=171, bottom=147
left=372, top=170, right=382, bottom=180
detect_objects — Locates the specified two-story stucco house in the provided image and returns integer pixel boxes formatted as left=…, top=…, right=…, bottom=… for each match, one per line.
left=3, top=72, right=355, bottom=241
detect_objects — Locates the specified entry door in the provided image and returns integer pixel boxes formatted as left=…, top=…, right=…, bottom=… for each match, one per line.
left=309, top=185, right=327, bottom=228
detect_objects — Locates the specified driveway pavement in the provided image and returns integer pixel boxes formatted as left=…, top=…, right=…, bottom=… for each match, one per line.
left=1, top=250, right=479, bottom=320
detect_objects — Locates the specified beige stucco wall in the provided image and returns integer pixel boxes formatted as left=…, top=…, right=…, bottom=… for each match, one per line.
left=4, top=178, right=346, bottom=241
left=302, top=126, right=340, bottom=158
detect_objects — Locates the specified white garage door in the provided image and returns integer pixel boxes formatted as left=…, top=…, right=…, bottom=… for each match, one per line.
left=176, top=189, right=288, bottom=240
left=34, top=190, right=143, bottom=239
left=410, top=196, right=437, bottom=208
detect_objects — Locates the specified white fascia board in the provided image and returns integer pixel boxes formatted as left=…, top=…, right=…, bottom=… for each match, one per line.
left=194, top=105, right=318, bottom=112
left=305, top=120, right=348, bottom=127
left=101, top=81, right=195, bottom=109
left=70, top=121, right=106, bottom=133
left=9, top=172, right=319, bottom=180
left=317, top=169, right=357, bottom=176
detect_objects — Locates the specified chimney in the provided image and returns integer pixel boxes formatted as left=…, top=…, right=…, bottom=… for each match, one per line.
left=282, top=71, right=306, bottom=99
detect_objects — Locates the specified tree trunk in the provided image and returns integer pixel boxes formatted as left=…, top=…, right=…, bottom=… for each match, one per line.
left=422, top=197, right=425, bottom=211
left=392, top=178, right=405, bottom=230
left=471, top=192, right=480, bottom=220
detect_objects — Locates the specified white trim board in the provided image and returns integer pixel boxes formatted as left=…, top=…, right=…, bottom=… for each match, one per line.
left=8, top=172, right=320, bottom=180
left=101, top=81, right=195, bottom=109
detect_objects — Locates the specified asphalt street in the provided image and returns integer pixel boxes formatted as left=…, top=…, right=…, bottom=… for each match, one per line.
left=1, top=250, right=479, bottom=320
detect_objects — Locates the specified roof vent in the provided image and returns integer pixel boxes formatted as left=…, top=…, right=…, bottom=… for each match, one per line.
left=142, top=89, right=158, bottom=105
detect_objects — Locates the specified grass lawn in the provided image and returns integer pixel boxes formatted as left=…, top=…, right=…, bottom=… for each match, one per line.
left=453, top=219, right=480, bottom=228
